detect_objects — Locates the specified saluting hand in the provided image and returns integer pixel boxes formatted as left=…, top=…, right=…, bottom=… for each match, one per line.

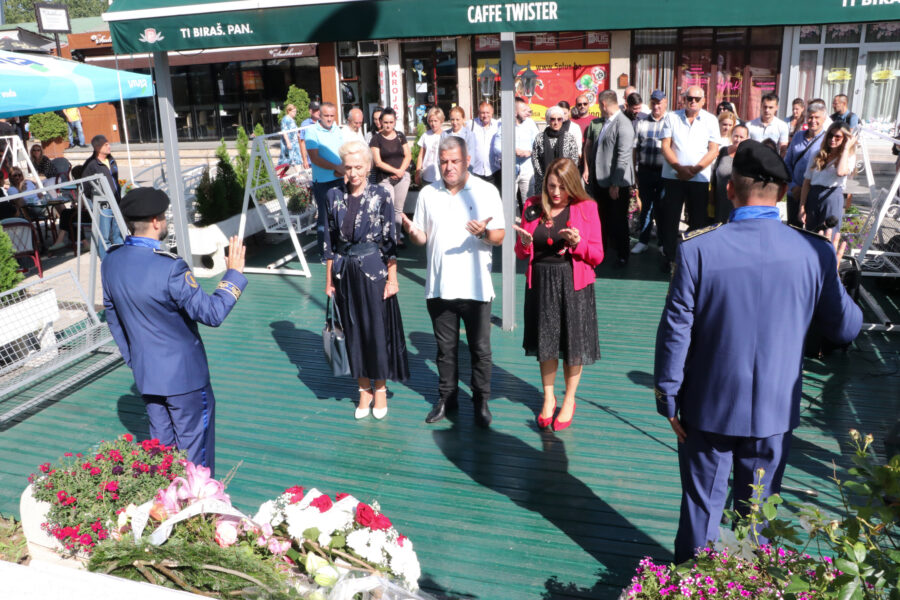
left=226, top=236, right=246, bottom=273
left=465, top=216, right=493, bottom=238
left=512, top=224, right=533, bottom=247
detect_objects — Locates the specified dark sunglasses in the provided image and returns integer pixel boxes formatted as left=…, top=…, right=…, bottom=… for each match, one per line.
left=686, top=96, right=703, bottom=103
left=576, top=102, right=589, bottom=107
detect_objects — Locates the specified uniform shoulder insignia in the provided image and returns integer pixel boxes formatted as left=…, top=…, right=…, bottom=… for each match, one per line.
left=153, top=249, right=180, bottom=259
left=788, top=224, right=830, bottom=241
left=681, top=222, right=723, bottom=242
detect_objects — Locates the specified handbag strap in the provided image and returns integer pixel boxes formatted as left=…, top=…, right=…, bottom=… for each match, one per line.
left=326, top=293, right=344, bottom=330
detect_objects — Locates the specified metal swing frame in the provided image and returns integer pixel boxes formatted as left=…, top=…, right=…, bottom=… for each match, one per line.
left=848, top=126, right=900, bottom=332
left=0, top=135, right=46, bottom=191
left=236, top=128, right=316, bottom=278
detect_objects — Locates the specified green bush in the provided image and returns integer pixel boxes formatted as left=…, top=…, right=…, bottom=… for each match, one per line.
left=0, top=229, right=24, bottom=293
left=29, top=112, right=68, bottom=142
left=278, top=85, right=310, bottom=123
left=194, top=140, right=244, bottom=225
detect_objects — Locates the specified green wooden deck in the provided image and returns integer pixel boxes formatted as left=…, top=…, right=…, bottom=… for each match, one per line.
left=1, top=240, right=898, bottom=600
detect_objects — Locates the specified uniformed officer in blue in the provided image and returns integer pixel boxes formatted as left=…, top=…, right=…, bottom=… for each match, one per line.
left=101, top=188, right=247, bottom=476
left=654, top=140, right=863, bottom=563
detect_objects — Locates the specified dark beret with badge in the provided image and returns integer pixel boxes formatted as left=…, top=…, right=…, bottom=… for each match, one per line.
left=732, top=140, right=791, bottom=185
left=119, top=187, right=171, bottom=220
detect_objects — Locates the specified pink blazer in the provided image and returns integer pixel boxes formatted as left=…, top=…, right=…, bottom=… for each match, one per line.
left=514, top=196, right=604, bottom=290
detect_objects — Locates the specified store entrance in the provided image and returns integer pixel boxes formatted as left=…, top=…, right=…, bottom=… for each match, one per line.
left=402, top=41, right=458, bottom=133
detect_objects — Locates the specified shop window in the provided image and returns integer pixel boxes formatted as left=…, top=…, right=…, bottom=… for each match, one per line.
left=825, top=24, right=861, bottom=45
left=862, top=51, right=900, bottom=128
left=866, top=23, right=900, bottom=44
left=746, top=50, right=779, bottom=121
left=634, top=28, right=677, bottom=45
left=750, top=27, right=782, bottom=46
left=716, top=28, right=747, bottom=46
left=635, top=51, right=674, bottom=102
left=678, top=48, right=712, bottom=109
left=682, top=28, right=713, bottom=48
left=820, top=48, right=859, bottom=110
left=799, top=26, right=822, bottom=45
left=714, top=50, right=744, bottom=115
left=797, top=50, right=818, bottom=105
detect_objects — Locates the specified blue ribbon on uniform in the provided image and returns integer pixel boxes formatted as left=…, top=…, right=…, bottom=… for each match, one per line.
left=124, top=236, right=161, bottom=250
left=729, top=206, right=781, bottom=222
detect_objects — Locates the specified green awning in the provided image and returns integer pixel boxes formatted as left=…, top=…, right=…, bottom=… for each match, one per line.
left=103, top=0, right=900, bottom=55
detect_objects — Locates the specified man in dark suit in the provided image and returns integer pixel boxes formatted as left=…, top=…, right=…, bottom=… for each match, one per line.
left=654, top=141, right=863, bottom=563
left=102, top=188, right=248, bottom=475
left=594, top=89, right=635, bottom=267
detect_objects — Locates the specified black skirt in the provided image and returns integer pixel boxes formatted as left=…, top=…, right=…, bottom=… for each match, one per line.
left=523, top=260, right=600, bottom=365
left=334, top=260, right=410, bottom=381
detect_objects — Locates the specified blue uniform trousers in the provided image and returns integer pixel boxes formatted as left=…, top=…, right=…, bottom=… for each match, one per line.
left=674, top=424, right=791, bottom=563
left=143, top=383, right=216, bottom=476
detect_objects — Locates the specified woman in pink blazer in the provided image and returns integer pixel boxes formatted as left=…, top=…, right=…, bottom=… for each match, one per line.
left=513, top=158, right=604, bottom=431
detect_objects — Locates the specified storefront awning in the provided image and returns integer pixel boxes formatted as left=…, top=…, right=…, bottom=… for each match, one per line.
left=104, top=0, right=900, bottom=55
left=0, top=50, right=155, bottom=118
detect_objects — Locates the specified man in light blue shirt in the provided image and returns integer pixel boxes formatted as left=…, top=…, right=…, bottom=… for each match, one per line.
left=658, top=86, right=720, bottom=270
left=469, top=101, right=501, bottom=189
left=784, top=100, right=827, bottom=227
left=298, top=101, right=321, bottom=170
left=304, top=102, right=345, bottom=257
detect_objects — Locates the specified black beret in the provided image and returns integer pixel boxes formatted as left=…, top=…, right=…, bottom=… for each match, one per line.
left=732, top=140, right=791, bottom=185
left=119, top=187, right=170, bottom=219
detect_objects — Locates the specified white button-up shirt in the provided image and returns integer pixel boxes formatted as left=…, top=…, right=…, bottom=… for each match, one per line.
left=661, top=109, right=720, bottom=182
left=747, top=118, right=790, bottom=147
left=412, top=175, right=506, bottom=302
left=469, top=118, right=500, bottom=176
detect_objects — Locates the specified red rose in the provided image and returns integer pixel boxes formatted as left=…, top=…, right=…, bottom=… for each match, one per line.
left=355, top=502, right=375, bottom=527
left=123, top=433, right=133, bottom=442
left=79, top=534, right=93, bottom=546
left=90, top=467, right=101, bottom=476
left=285, top=485, right=304, bottom=504
left=371, top=513, right=392, bottom=531
left=310, top=494, right=333, bottom=513
left=105, top=481, right=119, bottom=492
left=56, top=491, right=67, bottom=503
left=335, top=493, right=349, bottom=501
left=95, top=454, right=104, bottom=461
left=96, top=493, right=104, bottom=500
left=91, top=521, right=102, bottom=532
left=81, top=462, right=92, bottom=470
left=38, top=463, right=50, bottom=473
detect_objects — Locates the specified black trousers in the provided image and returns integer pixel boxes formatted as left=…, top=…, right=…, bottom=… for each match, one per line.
left=659, top=179, right=709, bottom=260
left=426, top=298, right=492, bottom=405
left=787, top=191, right=802, bottom=227
left=596, top=185, right=630, bottom=262
left=636, top=166, right=664, bottom=245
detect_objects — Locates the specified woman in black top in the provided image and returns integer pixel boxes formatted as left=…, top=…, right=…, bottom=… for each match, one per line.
left=369, top=108, right=411, bottom=244
left=29, top=144, right=55, bottom=179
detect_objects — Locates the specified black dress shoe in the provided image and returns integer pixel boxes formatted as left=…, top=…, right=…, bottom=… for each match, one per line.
left=474, top=401, right=492, bottom=428
left=425, top=398, right=458, bottom=423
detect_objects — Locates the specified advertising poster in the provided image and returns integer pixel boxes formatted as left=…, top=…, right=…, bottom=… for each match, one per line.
left=477, top=51, right=610, bottom=121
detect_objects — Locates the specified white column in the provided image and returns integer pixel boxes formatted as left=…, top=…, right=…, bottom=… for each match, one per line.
left=386, top=41, right=404, bottom=128
left=457, top=36, right=474, bottom=120
left=500, top=32, right=516, bottom=331
left=153, top=51, right=193, bottom=269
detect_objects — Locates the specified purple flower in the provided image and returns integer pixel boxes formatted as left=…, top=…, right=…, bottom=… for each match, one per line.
left=111, top=466, right=124, bottom=475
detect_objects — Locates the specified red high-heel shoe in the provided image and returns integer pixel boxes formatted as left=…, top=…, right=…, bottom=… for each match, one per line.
left=536, top=398, right=557, bottom=429
left=552, top=402, right=576, bottom=432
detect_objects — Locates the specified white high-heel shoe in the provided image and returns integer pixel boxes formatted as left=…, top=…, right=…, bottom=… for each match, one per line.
left=372, top=386, right=388, bottom=420
left=355, top=388, right=373, bottom=420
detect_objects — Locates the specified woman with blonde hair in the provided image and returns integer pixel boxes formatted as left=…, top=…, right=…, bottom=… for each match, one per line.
left=717, top=110, right=737, bottom=147
left=324, top=140, right=409, bottom=420
left=415, top=107, right=444, bottom=186
left=799, top=121, right=856, bottom=237
left=512, top=158, right=604, bottom=432
left=441, top=106, right=476, bottom=161
left=278, top=104, right=302, bottom=171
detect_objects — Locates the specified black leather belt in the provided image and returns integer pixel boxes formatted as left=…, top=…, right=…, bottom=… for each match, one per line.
left=335, top=241, right=378, bottom=257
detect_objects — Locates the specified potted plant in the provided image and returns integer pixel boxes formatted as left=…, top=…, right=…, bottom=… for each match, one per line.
left=28, top=112, right=69, bottom=158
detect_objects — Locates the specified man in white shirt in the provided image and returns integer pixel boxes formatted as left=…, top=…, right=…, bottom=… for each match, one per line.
left=401, top=136, right=506, bottom=428
left=659, top=86, right=720, bottom=270
left=514, top=98, right=538, bottom=206
left=748, top=94, right=790, bottom=155
left=341, top=108, right=366, bottom=145
left=469, top=102, right=501, bottom=189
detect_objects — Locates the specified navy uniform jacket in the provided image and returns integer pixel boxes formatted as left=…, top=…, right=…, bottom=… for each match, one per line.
left=654, top=213, right=862, bottom=438
left=101, top=237, right=248, bottom=397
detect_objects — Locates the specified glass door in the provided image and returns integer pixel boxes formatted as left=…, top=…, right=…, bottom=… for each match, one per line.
left=861, top=51, right=900, bottom=130
left=820, top=48, right=859, bottom=110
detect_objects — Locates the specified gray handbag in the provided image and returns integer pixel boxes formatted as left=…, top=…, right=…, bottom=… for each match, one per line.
left=323, top=295, right=351, bottom=377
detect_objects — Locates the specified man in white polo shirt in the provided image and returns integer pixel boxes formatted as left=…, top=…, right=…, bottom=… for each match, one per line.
left=401, top=136, right=506, bottom=428
left=659, top=86, right=720, bottom=271
left=748, top=93, right=790, bottom=156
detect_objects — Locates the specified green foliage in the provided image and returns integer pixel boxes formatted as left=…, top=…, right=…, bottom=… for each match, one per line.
left=279, top=85, right=311, bottom=122
left=28, top=112, right=68, bottom=142
left=234, top=126, right=251, bottom=188
left=88, top=537, right=301, bottom=599
left=409, top=122, right=428, bottom=179
left=253, top=123, right=266, bottom=139
left=0, top=229, right=24, bottom=294
left=282, top=179, right=312, bottom=213
left=0, top=514, right=28, bottom=564
left=3, top=0, right=106, bottom=24
left=194, top=139, right=247, bottom=225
